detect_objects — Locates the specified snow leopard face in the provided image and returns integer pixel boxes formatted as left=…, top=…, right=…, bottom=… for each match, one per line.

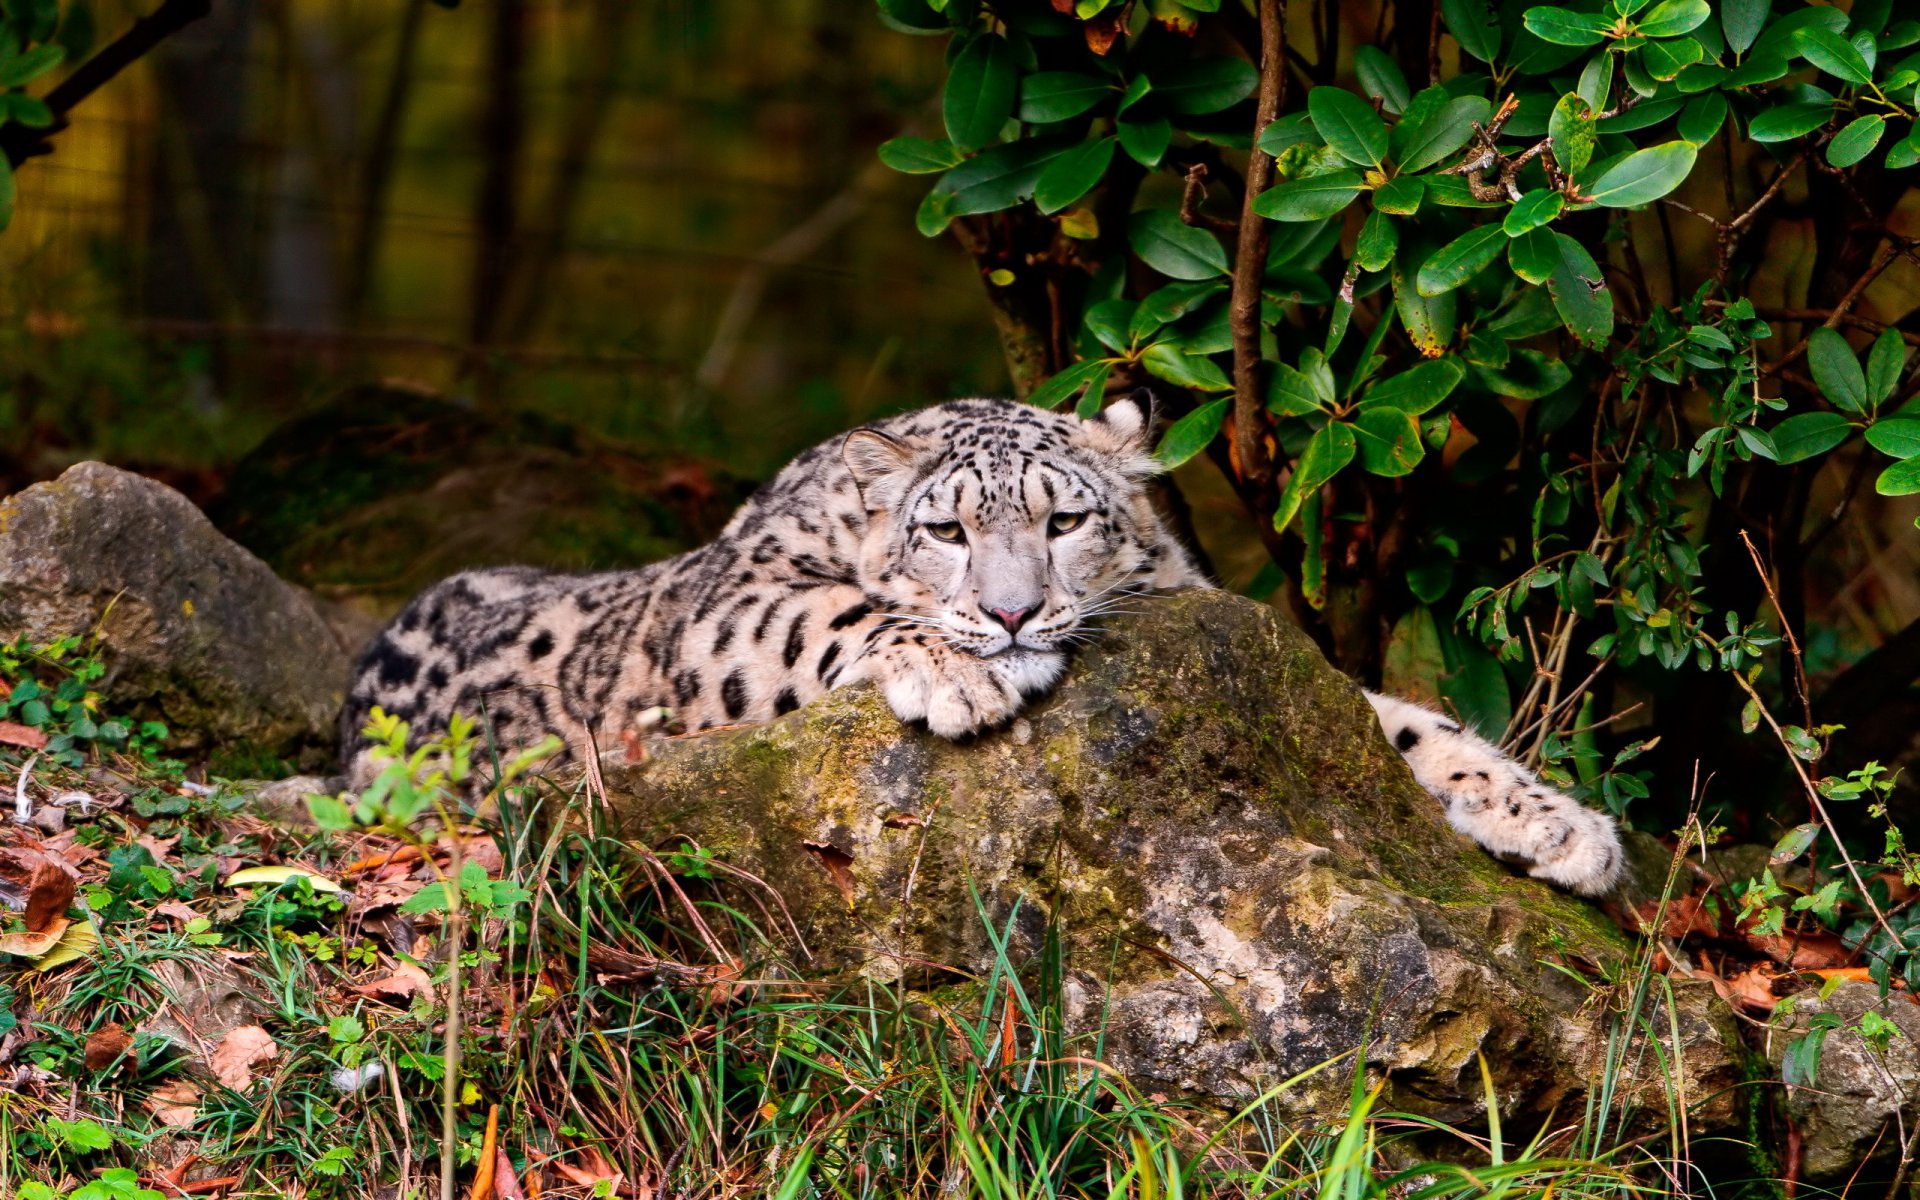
left=841, top=395, right=1184, bottom=660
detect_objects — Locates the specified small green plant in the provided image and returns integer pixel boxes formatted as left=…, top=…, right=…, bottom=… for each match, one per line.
left=0, top=636, right=172, bottom=768
left=19, top=1169, right=165, bottom=1200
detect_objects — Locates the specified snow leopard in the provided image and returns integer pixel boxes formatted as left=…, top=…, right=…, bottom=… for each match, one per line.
left=340, top=394, right=1622, bottom=895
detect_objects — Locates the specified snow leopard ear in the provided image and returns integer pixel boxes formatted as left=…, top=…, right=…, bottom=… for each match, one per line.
left=1075, top=389, right=1156, bottom=461
left=841, top=429, right=919, bottom=496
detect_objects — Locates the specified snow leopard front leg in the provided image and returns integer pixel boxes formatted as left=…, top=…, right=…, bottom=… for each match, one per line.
left=1366, top=692, right=1623, bottom=896
left=852, top=638, right=1065, bottom=738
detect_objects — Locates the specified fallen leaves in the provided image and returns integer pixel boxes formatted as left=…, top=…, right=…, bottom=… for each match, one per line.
left=223, top=864, right=344, bottom=893
left=142, top=1079, right=202, bottom=1128
left=208, top=1024, right=278, bottom=1091
left=84, top=1023, right=133, bottom=1072
left=353, top=959, right=433, bottom=1004
left=0, top=721, right=47, bottom=749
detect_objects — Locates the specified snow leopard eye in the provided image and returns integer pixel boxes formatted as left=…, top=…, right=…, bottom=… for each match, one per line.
left=1048, top=511, right=1087, bottom=536
left=924, top=521, right=965, bottom=543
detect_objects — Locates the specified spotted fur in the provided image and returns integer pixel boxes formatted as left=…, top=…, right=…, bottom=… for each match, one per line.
left=340, top=395, right=1621, bottom=896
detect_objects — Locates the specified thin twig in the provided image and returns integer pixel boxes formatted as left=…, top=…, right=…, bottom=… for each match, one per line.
left=1740, top=530, right=1811, bottom=729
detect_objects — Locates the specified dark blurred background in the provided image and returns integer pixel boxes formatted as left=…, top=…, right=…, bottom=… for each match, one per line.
left=0, top=1, right=1088, bottom=610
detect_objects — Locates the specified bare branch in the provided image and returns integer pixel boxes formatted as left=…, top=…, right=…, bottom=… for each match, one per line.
left=1228, top=0, right=1286, bottom=492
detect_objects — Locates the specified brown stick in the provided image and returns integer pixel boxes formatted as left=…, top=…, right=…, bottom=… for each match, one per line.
left=0, top=0, right=212, bottom=168
left=1228, top=0, right=1286, bottom=493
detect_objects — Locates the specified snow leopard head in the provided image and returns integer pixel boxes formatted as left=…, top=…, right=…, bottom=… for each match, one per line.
left=840, top=394, right=1199, bottom=659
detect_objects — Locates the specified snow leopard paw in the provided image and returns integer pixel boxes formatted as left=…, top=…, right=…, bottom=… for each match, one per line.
left=1365, top=691, right=1624, bottom=897
left=874, top=646, right=1063, bottom=739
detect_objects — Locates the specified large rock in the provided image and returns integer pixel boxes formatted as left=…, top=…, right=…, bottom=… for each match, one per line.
left=1770, top=980, right=1920, bottom=1185
left=0, top=462, right=348, bottom=765
left=602, top=589, right=1747, bottom=1131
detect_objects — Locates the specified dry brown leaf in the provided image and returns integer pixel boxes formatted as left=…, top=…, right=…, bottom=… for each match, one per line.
left=354, top=960, right=433, bottom=1003
left=801, top=840, right=857, bottom=910
left=0, top=915, right=69, bottom=958
left=136, top=833, right=180, bottom=861
left=0, top=847, right=78, bottom=934
left=85, top=1022, right=134, bottom=1072
left=152, top=899, right=200, bottom=924
left=143, top=1079, right=202, bottom=1127
left=208, top=1024, right=278, bottom=1091
left=0, top=721, right=47, bottom=749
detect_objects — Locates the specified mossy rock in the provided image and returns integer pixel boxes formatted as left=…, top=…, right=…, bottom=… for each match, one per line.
left=212, top=386, right=750, bottom=614
left=0, top=462, right=347, bottom=764
left=601, top=589, right=1747, bottom=1131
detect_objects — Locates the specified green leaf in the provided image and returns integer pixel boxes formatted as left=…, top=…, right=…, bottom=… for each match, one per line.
left=1018, top=72, right=1112, bottom=122
left=1722, top=0, right=1770, bottom=53
left=936, top=137, right=1082, bottom=217
left=1253, top=170, right=1367, bottom=221
left=1354, top=209, right=1398, bottom=272
left=1808, top=327, right=1868, bottom=413
left=1029, top=358, right=1113, bottom=409
left=1153, top=397, right=1231, bottom=468
left=1548, top=93, right=1597, bottom=174
left=1583, top=141, right=1695, bottom=207
left=1522, top=8, right=1612, bottom=46
left=1637, top=36, right=1704, bottom=81
left=1372, top=175, right=1425, bottom=215
left=1142, top=343, right=1232, bottom=391
left=1768, top=411, right=1855, bottom=463
left=1361, top=357, right=1466, bottom=414
left=1273, top=420, right=1357, bottom=532
left=1255, top=112, right=1315, bottom=156
left=1417, top=225, right=1509, bottom=295
left=1083, top=299, right=1135, bottom=352
left=1876, top=457, right=1920, bottom=496
left=307, top=794, right=356, bottom=831
left=1117, top=113, right=1171, bottom=166
left=1354, top=407, right=1427, bottom=476
left=1748, top=101, right=1833, bottom=142
left=1308, top=87, right=1389, bottom=168
left=1034, top=136, right=1115, bottom=213
left=1794, top=26, right=1873, bottom=84
left=1543, top=232, right=1613, bottom=348
left=1154, top=57, right=1259, bottom=115
left=1395, top=254, right=1458, bottom=356
left=1637, top=0, right=1710, bottom=37
left=0, top=42, right=62, bottom=88
left=1392, top=92, right=1493, bottom=172
left=1354, top=46, right=1410, bottom=114
left=1268, top=362, right=1328, bottom=415
left=1128, top=209, right=1229, bottom=279
left=1502, top=188, right=1565, bottom=235
left=1867, top=329, right=1909, bottom=405
left=1073, top=362, right=1115, bottom=418
left=1889, top=135, right=1920, bottom=170
left=1827, top=114, right=1885, bottom=167
left=1677, top=92, right=1728, bottom=145
left=944, top=34, right=1018, bottom=152
left=1470, top=347, right=1572, bottom=398
left=878, top=136, right=966, bottom=174
left=1864, top=417, right=1920, bottom=459
left=1769, top=822, right=1821, bottom=865
left=1507, top=226, right=1556, bottom=284
left=1132, top=281, right=1227, bottom=334
left=1441, top=0, right=1502, bottom=62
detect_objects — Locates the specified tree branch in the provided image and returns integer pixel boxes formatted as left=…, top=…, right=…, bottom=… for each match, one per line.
left=0, top=0, right=212, bottom=169
left=1228, top=0, right=1285, bottom=496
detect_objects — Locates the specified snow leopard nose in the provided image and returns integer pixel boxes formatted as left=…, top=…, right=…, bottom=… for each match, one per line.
left=986, top=606, right=1032, bottom=634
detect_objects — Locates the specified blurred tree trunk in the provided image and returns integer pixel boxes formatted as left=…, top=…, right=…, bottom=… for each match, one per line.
left=468, top=0, right=528, bottom=364
left=140, top=3, right=258, bottom=324
left=499, top=0, right=633, bottom=344
left=342, top=0, right=429, bottom=329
